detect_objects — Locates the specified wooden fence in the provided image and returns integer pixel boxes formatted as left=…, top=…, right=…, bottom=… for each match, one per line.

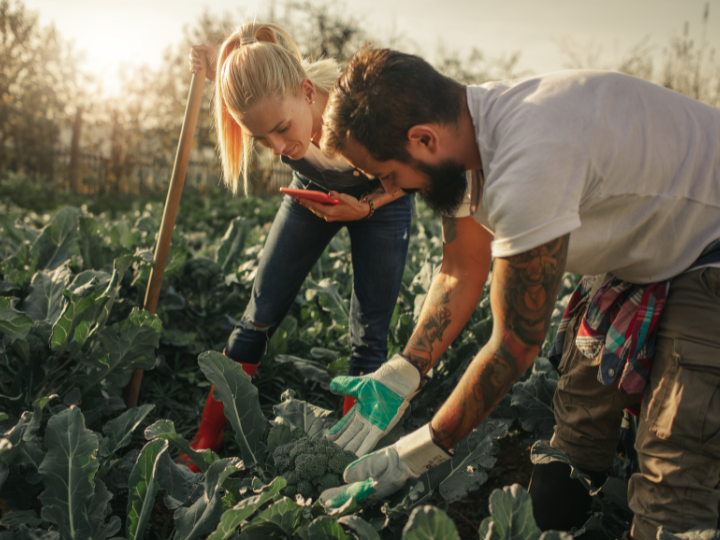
left=53, top=151, right=295, bottom=196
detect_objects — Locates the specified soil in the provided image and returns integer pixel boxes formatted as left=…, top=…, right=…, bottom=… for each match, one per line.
left=447, top=427, right=535, bottom=539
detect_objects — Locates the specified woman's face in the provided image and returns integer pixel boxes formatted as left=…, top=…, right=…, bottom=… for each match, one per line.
left=237, top=93, right=314, bottom=160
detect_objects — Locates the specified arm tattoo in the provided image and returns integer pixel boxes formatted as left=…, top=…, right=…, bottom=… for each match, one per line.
left=405, top=288, right=452, bottom=375
left=430, top=235, right=569, bottom=448
left=499, top=235, right=569, bottom=346
left=442, top=216, right=458, bottom=245
left=432, top=342, right=518, bottom=447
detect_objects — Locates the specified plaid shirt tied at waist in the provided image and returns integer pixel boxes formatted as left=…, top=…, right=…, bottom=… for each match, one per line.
left=549, top=239, right=720, bottom=395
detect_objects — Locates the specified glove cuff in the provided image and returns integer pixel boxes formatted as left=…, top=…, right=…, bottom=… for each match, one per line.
left=396, top=424, right=453, bottom=477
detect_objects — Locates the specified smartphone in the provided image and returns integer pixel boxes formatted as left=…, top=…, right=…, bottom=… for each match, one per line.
left=280, top=187, right=340, bottom=206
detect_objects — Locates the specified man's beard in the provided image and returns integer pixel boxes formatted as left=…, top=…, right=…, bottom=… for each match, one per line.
left=408, top=158, right=468, bottom=216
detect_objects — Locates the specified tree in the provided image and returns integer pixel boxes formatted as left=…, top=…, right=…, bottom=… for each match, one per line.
left=0, top=0, right=83, bottom=178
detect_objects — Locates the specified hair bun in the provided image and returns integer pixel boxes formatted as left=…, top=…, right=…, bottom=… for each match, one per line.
left=240, top=36, right=258, bottom=45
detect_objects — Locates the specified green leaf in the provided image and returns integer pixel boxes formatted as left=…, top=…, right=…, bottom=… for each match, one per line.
left=78, top=217, right=131, bottom=271
left=94, top=255, right=142, bottom=332
left=1, top=409, right=43, bottom=466
left=7, top=525, right=61, bottom=540
left=436, top=420, right=508, bottom=503
left=240, top=497, right=304, bottom=539
left=99, top=404, right=155, bottom=457
left=87, top=479, right=121, bottom=540
left=81, top=308, right=161, bottom=393
left=0, top=297, right=33, bottom=343
left=336, top=516, right=381, bottom=540
left=50, top=257, right=140, bottom=352
left=401, top=506, right=459, bottom=540
left=31, top=207, right=82, bottom=271
left=126, top=439, right=169, bottom=540
left=307, top=516, right=352, bottom=540
left=198, top=351, right=267, bottom=467
left=155, top=450, right=199, bottom=509
left=207, top=477, right=286, bottom=540
left=510, top=373, right=557, bottom=439
left=483, top=484, right=541, bottom=540
left=216, top=217, right=249, bottom=274
left=266, top=425, right=305, bottom=454
left=0, top=510, right=42, bottom=530
left=174, top=458, right=242, bottom=540
left=0, top=215, right=40, bottom=245
left=21, top=266, right=72, bottom=323
left=144, top=419, right=218, bottom=473
left=275, top=355, right=332, bottom=390
left=2, top=241, right=37, bottom=286
left=50, top=288, right=101, bottom=351
left=0, top=461, right=7, bottom=492
left=273, top=391, right=337, bottom=438
left=38, top=407, right=99, bottom=540
left=109, top=221, right=139, bottom=250
left=306, top=278, right=349, bottom=325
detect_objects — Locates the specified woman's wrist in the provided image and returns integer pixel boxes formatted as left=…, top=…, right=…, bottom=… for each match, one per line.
left=360, top=195, right=375, bottom=219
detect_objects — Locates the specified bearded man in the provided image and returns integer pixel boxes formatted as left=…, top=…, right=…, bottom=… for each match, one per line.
left=318, top=48, right=720, bottom=538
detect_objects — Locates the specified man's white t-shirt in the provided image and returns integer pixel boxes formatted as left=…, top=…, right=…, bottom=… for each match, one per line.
left=455, top=70, right=720, bottom=284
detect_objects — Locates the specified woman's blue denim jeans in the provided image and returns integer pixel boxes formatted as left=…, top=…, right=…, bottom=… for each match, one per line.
left=225, top=176, right=412, bottom=376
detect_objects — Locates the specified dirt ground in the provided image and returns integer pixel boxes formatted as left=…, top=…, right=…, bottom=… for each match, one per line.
left=448, top=427, right=535, bottom=539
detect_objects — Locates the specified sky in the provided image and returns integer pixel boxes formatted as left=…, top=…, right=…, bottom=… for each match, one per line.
left=22, top=0, right=720, bottom=95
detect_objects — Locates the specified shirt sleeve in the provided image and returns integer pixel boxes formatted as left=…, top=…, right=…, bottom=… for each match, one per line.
left=484, top=140, right=588, bottom=258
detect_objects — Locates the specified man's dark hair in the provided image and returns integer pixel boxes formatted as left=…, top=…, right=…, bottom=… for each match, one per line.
left=322, top=47, right=465, bottom=163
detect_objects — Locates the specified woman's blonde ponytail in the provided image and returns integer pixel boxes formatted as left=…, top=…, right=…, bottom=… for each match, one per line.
left=214, top=22, right=339, bottom=195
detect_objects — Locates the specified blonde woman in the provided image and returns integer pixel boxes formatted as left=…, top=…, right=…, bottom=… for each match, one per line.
left=185, top=23, right=411, bottom=465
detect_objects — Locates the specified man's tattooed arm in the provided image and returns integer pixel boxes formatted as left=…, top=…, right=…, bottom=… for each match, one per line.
left=404, top=287, right=453, bottom=374
left=402, top=217, right=493, bottom=376
left=431, top=235, right=569, bottom=448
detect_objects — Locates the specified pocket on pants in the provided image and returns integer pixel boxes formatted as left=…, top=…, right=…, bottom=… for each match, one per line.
left=699, top=267, right=720, bottom=304
left=648, top=337, right=720, bottom=454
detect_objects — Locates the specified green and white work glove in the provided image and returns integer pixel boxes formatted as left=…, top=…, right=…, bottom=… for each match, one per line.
left=320, top=424, right=452, bottom=507
left=326, top=354, right=423, bottom=456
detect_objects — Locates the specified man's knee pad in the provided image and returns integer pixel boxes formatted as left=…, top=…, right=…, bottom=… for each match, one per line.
left=528, top=461, right=604, bottom=531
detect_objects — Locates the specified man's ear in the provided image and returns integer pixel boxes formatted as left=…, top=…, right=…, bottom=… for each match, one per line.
left=407, top=124, right=441, bottom=159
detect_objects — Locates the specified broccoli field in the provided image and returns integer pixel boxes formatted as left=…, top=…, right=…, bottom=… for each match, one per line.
left=0, top=188, right=648, bottom=539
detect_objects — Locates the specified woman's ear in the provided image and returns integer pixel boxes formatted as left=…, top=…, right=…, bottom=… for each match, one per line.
left=407, top=124, right=441, bottom=159
left=301, top=79, right=316, bottom=104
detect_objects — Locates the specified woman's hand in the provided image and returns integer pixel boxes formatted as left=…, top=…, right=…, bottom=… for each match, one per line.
left=297, top=192, right=371, bottom=222
left=189, top=44, right=218, bottom=82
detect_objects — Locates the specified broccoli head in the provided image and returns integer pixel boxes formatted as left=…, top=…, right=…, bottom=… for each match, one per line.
left=272, top=437, right=358, bottom=500
left=297, top=480, right=314, bottom=499
left=316, top=473, right=341, bottom=493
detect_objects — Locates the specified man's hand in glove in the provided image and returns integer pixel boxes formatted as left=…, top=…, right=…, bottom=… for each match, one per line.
left=320, top=424, right=452, bottom=508
left=326, top=354, right=423, bottom=456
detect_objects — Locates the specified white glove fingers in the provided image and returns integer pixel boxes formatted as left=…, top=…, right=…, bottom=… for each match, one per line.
left=355, top=426, right=384, bottom=457
left=344, top=447, right=399, bottom=483
left=333, top=417, right=366, bottom=450
left=342, top=422, right=374, bottom=455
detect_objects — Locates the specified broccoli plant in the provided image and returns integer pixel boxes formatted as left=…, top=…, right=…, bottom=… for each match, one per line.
left=272, top=437, right=357, bottom=500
